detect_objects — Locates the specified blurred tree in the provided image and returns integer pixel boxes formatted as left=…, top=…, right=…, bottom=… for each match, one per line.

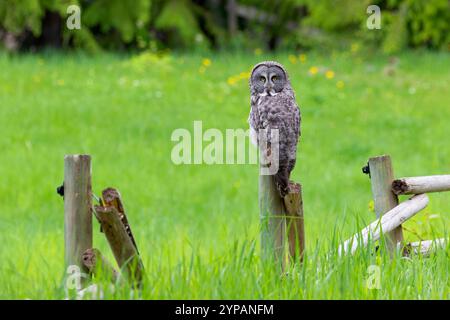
left=83, top=0, right=151, bottom=48
left=0, top=0, right=448, bottom=52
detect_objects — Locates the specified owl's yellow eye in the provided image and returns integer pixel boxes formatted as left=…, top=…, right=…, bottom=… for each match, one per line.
left=272, top=75, right=278, bottom=82
left=259, top=76, right=265, bottom=83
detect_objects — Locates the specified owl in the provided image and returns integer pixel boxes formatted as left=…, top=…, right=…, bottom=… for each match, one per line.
left=248, top=61, right=301, bottom=197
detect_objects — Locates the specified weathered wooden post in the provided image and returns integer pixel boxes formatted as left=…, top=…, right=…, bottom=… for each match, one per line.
left=94, top=188, right=144, bottom=287
left=368, top=155, right=404, bottom=254
left=284, top=182, right=305, bottom=262
left=259, top=174, right=286, bottom=270
left=64, top=154, right=93, bottom=283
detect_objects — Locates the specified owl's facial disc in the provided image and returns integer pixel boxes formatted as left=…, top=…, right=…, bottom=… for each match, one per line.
left=251, top=65, right=287, bottom=96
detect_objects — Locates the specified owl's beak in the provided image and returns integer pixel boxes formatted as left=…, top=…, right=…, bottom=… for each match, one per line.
left=266, top=86, right=278, bottom=96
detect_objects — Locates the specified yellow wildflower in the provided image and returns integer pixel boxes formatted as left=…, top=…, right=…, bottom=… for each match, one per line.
left=351, top=43, right=359, bottom=53
left=336, top=80, right=345, bottom=89
left=288, top=54, right=297, bottom=64
left=299, top=54, right=306, bottom=63
left=239, top=71, right=251, bottom=79
left=227, top=77, right=237, bottom=85
left=308, top=66, right=318, bottom=75
left=254, top=48, right=262, bottom=56
left=368, top=200, right=374, bottom=212
left=202, top=58, right=212, bottom=67
left=325, top=70, right=335, bottom=79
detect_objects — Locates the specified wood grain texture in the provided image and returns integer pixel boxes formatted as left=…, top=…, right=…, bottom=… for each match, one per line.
left=392, top=175, right=450, bottom=195
left=94, top=205, right=144, bottom=287
left=284, top=182, right=305, bottom=262
left=64, top=155, right=92, bottom=280
left=259, top=174, right=285, bottom=270
left=339, top=194, right=429, bottom=255
left=101, top=188, right=139, bottom=252
left=368, top=155, right=403, bottom=253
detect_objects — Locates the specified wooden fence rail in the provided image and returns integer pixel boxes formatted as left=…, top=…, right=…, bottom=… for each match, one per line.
left=339, top=194, right=429, bottom=256
left=392, top=175, right=450, bottom=195
left=345, top=154, right=449, bottom=257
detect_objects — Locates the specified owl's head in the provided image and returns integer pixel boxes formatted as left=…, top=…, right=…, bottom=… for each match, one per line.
left=250, top=61, right=290, bottom=96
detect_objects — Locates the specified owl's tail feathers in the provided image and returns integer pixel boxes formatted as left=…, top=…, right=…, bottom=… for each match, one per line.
left=274, top=168, right=289, bottom=198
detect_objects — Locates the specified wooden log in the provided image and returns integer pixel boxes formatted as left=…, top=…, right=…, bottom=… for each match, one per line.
left=392, top=175, right=450, bottom=195
left=339, top=194, right=429, bottom=256
left=82, top=248, right=119, bottom=283
left=400, top=238, right=447, bottom=257
left=368, top=155, right=404, bottom=254
left=284, top=182, right=305, bottom=262
left=259, top=174, right=285, bottom=270
left=94, top=205, right=144, bottom=287
left=64, top=155, right=92, bottom=284
left=101, top=188, right=139, bottom=252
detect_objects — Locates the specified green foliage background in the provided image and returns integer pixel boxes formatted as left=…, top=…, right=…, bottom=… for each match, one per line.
left=0, top=0, right=448, bottom=53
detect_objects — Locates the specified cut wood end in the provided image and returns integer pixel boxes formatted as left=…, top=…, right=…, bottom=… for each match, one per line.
left=287, top=181, right=301, bottom=194
left=64, top=154, right=91, bottom=161
left=102, top=187, right=121, bottom=203
left=392, top=179, right=408, bottom=195
left=368, top=154, right=390, bottom=162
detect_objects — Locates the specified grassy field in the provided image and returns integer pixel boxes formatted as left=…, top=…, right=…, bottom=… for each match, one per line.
left=0, top=49, right=448, bottom=299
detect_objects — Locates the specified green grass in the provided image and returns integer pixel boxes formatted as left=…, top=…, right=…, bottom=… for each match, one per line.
left=0, top=49, right=448, bottom=299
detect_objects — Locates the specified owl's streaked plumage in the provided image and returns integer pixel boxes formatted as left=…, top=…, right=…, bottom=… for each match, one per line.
left=248, top=61, right=301, bottom=197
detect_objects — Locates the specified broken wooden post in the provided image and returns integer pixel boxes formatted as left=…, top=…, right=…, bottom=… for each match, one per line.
left=82, top=248, right=119, bottom=283
left=339, top=194, right=429, bottom=255
left=94, top=204, right=144, bottom=287
left=259, top=174, right=286, bottom=270
left=284, top=182, right=305, bottom=262
left=64, top=154, right=92, bottom=284
left=368, top=155, right=404, bottom=254
left=101, top=188, right=139, bottom=252
left=392, top=175, right=450, bottom=195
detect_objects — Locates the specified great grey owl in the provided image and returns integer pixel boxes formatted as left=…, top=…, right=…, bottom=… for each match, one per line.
left=248, top=61, right=301, bottom=197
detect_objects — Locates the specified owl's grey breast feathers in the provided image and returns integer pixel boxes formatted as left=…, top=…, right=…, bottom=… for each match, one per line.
left=250, top=92, right=300, bottom=160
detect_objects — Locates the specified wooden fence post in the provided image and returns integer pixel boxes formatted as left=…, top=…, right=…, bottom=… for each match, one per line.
left=259, top=174, right=286, bottom=270
left=284, top=182, right=305, bottom=262
left=64, top=154, right=93, bottom=283
left=368, top=155, right=404, bottom=254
